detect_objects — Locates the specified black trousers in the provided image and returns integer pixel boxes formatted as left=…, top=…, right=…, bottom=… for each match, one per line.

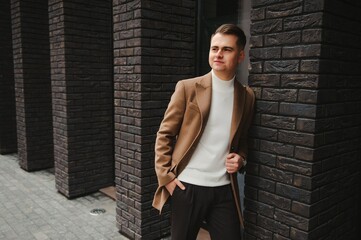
left=171, top=182, right=241, bottom=240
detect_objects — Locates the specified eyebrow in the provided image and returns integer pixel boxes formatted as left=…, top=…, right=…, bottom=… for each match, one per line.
left=211, top=46, right=235, bottom=51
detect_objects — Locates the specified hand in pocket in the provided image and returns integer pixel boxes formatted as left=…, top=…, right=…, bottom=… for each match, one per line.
left=165, top=178, right=186, bottom=196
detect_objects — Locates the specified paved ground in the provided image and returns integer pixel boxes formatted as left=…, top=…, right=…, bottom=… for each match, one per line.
left=0, top=154, right=128, bottom=240
left=0, top=154, right=214, bottom=240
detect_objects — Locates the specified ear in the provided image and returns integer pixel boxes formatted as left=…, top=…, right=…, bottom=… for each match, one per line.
left=238, top=50, right=245, bottom=64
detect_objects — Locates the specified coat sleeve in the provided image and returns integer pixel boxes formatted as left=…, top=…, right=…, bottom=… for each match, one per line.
left=154, top=81, right=186, bottom=187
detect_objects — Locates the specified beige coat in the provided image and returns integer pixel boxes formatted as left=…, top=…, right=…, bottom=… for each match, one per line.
left=152, top=72, right=255, bottom=228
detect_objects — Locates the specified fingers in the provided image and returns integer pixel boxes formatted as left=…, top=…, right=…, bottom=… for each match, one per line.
left=226, top=153, right=242, bottom=173
left=226, top=163, right=238, bottom=173
left=174, top=178, right=186, bottom=190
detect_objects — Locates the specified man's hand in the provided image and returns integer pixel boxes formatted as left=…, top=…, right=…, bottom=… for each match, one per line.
left=226, top=153, right=245, bottom=173
left=165, top=178, right=186, bottom=196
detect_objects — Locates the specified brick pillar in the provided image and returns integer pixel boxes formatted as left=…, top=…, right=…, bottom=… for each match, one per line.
left=0, top=0, right=17, bottom=154
left=113, top=0, right=196, bottom=238
left=10, top=0, right=53, bottom=170
left=318, top=1, right=361, bottom=238
left=247, top=0, right=360, bottom=239
left=49, top=0, right=113, bottom=198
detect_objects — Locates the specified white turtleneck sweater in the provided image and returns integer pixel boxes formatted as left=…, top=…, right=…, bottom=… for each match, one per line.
left=178, top=71, right=235, bottom=186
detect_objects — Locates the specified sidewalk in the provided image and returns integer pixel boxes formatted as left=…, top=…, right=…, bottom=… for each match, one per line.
left=0, top=154, right=213, bottom=240
left=0, top=154, right=127, bottom=240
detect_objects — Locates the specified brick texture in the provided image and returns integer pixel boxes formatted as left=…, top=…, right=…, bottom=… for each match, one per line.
left=49, top=0, right=114, bottom=198
left=248, top=0, right=361, bottom=239
left=113, top=0, right=196, bottom=238
left=10, top=0, right=53, bottom=171
left=0, top=0, right=17, bottom=154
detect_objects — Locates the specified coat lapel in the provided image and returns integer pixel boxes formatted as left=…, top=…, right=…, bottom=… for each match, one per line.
left=229, top=80, right=246, bottom=147
left=195, top=72, right=212, bottom=126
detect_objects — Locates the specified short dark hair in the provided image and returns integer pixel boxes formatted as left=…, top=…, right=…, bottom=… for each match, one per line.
left=212, top=24, right=246, bottom=50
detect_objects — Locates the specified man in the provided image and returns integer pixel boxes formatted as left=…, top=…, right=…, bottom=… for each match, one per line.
left=153, top=24, right=255, bottom=240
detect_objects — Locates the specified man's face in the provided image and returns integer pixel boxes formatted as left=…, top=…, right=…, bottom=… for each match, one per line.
left=208, top=33, right=245, bottom=80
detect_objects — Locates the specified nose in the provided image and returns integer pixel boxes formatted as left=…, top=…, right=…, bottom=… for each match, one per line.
left=215, top=49, right=223, bottom=58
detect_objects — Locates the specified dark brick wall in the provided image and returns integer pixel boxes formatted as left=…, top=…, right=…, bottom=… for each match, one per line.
left=248, top=0, right=360, bottom=239
left=10, top=0, right=53, bottom=170
left=317, top=1, right=361, bottom=238
left=113, top=0, right=196, bottom=238
left=49, top=0, right=114, bottom=198
left=0, top=0, right=17, bottom=154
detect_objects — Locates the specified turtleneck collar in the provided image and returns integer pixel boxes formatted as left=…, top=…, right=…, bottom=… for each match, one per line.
left=211, top=70, right=235, bottom=91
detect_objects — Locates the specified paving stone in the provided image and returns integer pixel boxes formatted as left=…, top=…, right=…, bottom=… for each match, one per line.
left=0, top=154, right=128, bottom=240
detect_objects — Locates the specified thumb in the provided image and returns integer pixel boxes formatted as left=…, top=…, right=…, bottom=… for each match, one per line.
left=227, top=152, right=235, bottom=158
